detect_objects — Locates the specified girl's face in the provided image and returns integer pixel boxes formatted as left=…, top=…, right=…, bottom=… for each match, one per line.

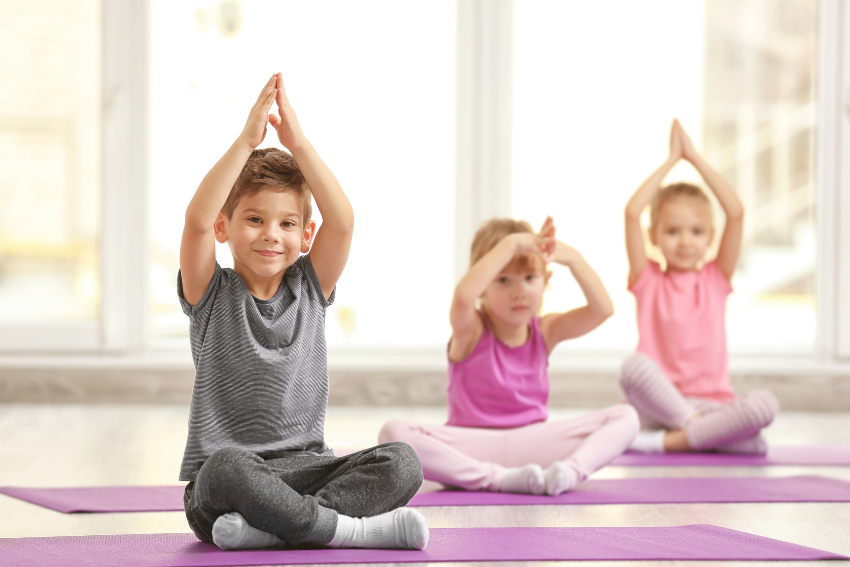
left=651, top=198, right=713, bottom=271
left=481, top=261, right=547, bottom=327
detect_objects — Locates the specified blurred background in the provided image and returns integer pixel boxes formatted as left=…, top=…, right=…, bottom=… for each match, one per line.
left=1, top=0, right=848, bottom=410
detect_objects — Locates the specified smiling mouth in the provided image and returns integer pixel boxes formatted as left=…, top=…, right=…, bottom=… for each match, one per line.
left=255, top=250, right=282, bottom=257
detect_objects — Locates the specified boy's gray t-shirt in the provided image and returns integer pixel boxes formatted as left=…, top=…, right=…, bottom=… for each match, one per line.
left=177, top=254, right=335, bottom=481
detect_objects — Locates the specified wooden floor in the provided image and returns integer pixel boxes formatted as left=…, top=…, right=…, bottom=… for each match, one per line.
left=1, top=404, right=849, bottom=566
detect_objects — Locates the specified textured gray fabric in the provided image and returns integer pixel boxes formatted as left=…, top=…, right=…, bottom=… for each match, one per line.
left=183, top=443, right=423, bottom=546
left=177, top=254, right=335, bottom=481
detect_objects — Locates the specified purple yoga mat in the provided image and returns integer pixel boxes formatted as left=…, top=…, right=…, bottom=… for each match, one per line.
left=338, top=444, right=850, bottom=466
left=3, top=475, right=848, bottom=513
left=0, top=485, right=185, bottom=514
left=408, top=474, right=850, bottom=506
left=612, top=444, right=850, bottom=466
left=0, top=525, right=845, bottom=566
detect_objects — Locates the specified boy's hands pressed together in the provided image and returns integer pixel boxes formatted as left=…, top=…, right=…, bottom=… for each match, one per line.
left=240, top=75, right=278, bottom=150
left=269, top=73, right=307, bottom=151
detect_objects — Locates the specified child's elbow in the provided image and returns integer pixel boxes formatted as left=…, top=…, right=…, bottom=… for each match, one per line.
left=336, top=210, right=355, bottom=235
left=599, top=303, right=615, bottom=320
left=726, top=206, right=744, bottom=222
left=624, top=205, right=642, bottom=221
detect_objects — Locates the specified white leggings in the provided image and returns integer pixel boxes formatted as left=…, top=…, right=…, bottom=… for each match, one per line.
left=379, top=405, right=639, bottom=491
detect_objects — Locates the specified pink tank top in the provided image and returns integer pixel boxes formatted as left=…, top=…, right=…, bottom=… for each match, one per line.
left=447, top=312, right=549, bottom=428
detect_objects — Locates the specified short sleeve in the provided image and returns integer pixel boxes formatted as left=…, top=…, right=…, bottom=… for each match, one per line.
left=703, top=261, right=733, bottom=295
left=177, top=263, right=223, bottom=317
left=300, top=253, right=336, bottom=308
left=628, top=260, right=661, bottom=297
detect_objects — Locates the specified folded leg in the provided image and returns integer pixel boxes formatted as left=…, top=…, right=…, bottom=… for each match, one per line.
left=685, top=391, right=779, bottom=451
left=379, top=404, right=638, bottom=494
left=619, top=352, right=694, bottom=429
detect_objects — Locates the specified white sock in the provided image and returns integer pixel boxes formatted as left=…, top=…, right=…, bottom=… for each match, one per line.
left=629, top=430, right=666, bottom=454
left=499, top=464, right=545, bottom=494
left=327, top=507, right=429, bottom=550
left=211, top=512, right=283, bottom=550
left=543, top=462, right=578, bottom=496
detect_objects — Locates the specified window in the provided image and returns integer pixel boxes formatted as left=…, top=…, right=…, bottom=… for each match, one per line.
left=149, top=0, right=456, bottom=347
left=0, top=2, right=101, bottom=324
left=513, top=0, right=817, bottom=353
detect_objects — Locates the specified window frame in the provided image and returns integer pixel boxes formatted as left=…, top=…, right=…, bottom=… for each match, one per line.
left=2, top=0, right=849, bottom=375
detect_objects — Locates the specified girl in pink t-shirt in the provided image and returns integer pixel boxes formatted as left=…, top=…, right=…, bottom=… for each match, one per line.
left=380, top=219, right=639, bottom=495
left=621, top=119, right=778, bottom=455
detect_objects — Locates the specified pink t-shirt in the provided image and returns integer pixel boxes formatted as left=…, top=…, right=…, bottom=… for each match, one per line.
left=629, top=260, right=735, bottom=402
left=447, top=312, right=549, bottom=428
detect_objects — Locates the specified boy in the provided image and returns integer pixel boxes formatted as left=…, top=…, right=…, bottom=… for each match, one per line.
left=178, top=73, right=428, bottom=551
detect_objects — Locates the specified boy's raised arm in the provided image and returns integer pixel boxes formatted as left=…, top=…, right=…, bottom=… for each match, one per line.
left=679, top=123, right=744, bottom=282
left=180, top=75, right=278, bottom=305
left=624, top=120, right=682, bottom=285
left=269, top=73, right=353, bottom=301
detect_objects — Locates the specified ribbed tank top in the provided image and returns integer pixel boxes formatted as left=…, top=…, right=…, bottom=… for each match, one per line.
left=447, top=311, right=549, bottom=428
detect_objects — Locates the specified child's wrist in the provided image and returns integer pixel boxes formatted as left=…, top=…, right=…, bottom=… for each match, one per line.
left=236, top=133, right=259, bottom=153
left=286, top=136, right=313, bottom=156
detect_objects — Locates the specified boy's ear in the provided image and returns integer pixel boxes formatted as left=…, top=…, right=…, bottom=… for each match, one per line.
left=214, top=211, right=229, bottom=243
left=300, top=219, right=317, bottom=253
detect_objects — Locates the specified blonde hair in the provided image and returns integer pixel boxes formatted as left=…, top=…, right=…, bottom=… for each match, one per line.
left=649, top=182, right=712, bottom=233
left=469, top=218, right=544, bottom=273
left=222, top=148, right=312, bottom=223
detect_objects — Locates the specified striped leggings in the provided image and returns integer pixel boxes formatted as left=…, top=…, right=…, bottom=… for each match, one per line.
left=619, top=353, right=779, bottom=453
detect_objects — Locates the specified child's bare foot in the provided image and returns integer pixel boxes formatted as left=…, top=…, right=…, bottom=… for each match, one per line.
left=211, top=512, right=283, bottom=550
left=328, top=507, right=429, bottom=550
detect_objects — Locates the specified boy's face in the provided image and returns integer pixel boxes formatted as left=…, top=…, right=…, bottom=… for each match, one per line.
left=215, top=188, right=315, bottom=279
left=650, top=198, right=713, bottom=271
left=481, top=260, right=547, bottom=327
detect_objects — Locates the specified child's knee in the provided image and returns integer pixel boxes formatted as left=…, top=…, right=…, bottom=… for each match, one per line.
left=743, top=390, right=779, bottom=427
left=616, top=404, right=641, bottom=435
left=378, top=420, right=410, bottom=445
left=380, top=441, right=424, bottom=493
left=197, top=446, right=259, bottom=489
left=619, top=353, right=652, bottom=391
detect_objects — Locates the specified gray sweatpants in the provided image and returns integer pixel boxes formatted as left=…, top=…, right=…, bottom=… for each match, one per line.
left=183, top=442, right=423, bottom=546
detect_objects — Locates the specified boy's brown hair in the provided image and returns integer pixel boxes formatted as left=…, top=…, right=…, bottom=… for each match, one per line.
left=649, top=182, right=713, bottom=233
left=469, top=218, right=544, bottom=273
left=221, top=147, right=312, bottom=223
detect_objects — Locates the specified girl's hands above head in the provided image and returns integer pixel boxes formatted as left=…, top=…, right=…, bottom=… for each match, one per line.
left=508, top=218, right=557, bottom=263
left=239, top=75, right=277, bottom=150
left=552, top=241, right=582, bottom=267
left=669, top=119, right=684, bottom=162
left=269, top=73, right=307, bottom=151
left=677, top=121, right=700, bottom=163
left=538, top=216, right=557, bottom=259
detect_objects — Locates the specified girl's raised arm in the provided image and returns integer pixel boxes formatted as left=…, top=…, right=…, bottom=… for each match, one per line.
left=540, top=242, right=614, bottom=353
left=625, top=120, right=683, bottom=285
left=448, top=227, right=554, bottom=362
left=679, top=124, right=744, bottom=282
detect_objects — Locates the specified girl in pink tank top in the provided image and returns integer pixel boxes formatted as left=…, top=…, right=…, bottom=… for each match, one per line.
left=621, top=120, right=778, bottom=456
left=380, top=218, right=639, bottom=495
